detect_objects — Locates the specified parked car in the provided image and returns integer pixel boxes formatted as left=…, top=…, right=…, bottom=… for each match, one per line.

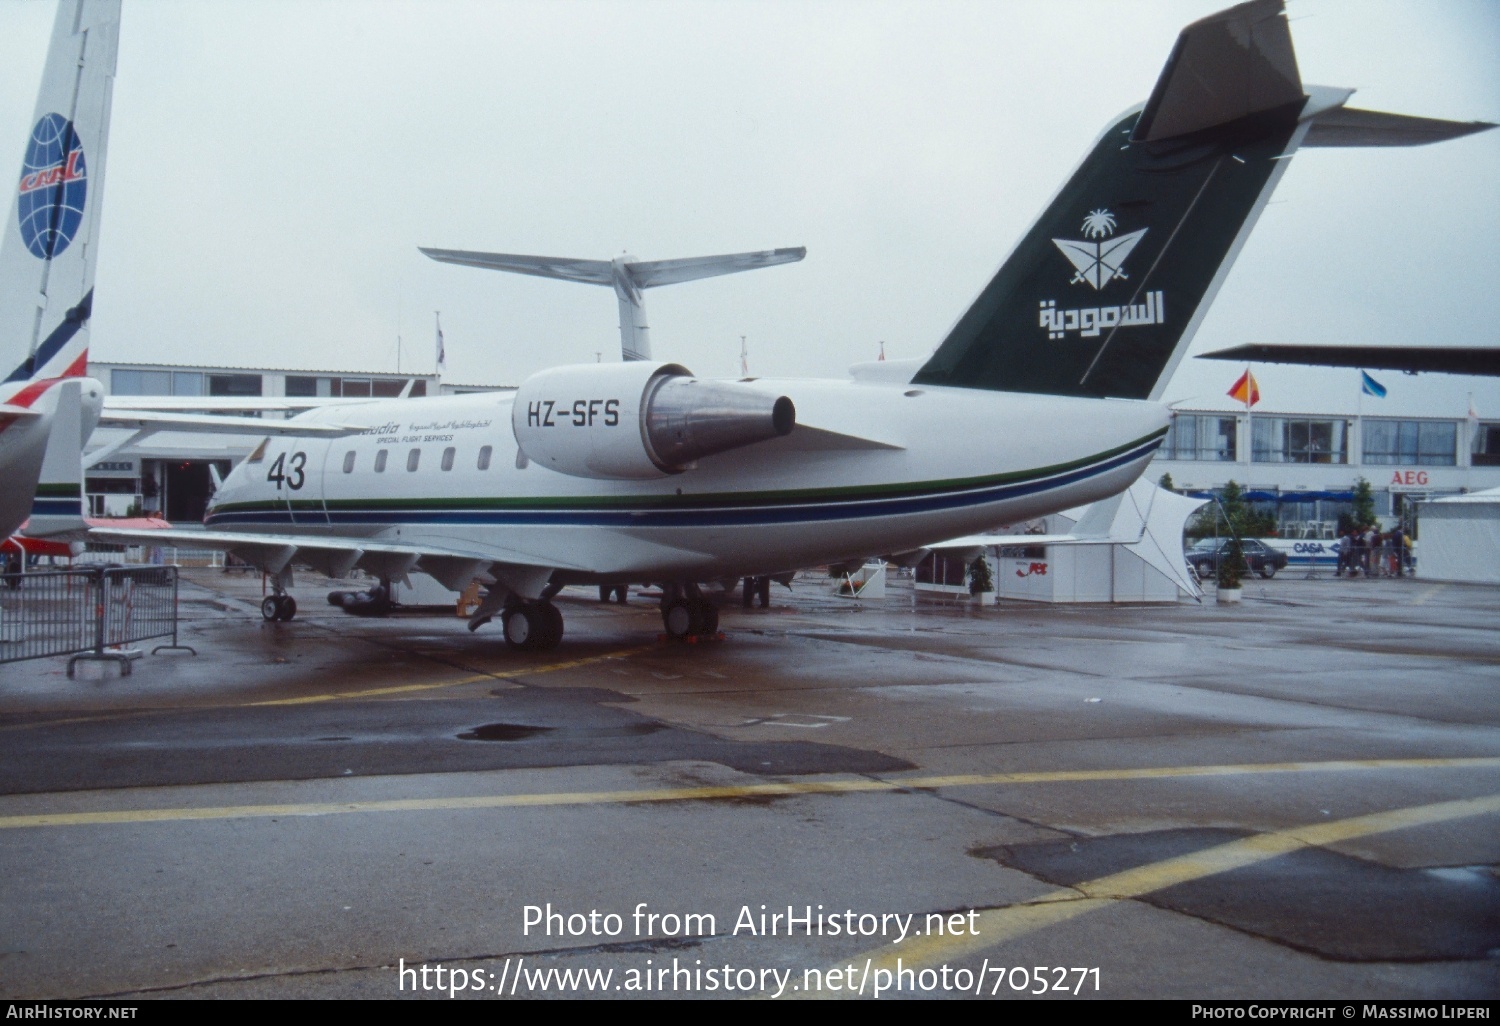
left=1186, top=538, right=1289, bottom=580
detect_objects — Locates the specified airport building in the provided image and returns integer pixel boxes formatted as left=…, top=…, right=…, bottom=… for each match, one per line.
left=1148, top=401, right=1500, bottom=535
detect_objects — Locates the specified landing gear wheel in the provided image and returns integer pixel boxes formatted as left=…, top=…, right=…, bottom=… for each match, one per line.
left=503, top=604, right=540, bottom=649
left=503, top=602, right=564, bottom=651
left=662, top=600, right=694, bottom=639
left=261, top=596, right=281, bottom=621
left=758, top=576, right=772, bottom=608
left=614, top=585, right=628, bottom=604
left=277, top=595, right=297, bottom=621
left=538, top=602, right=564, bottom=648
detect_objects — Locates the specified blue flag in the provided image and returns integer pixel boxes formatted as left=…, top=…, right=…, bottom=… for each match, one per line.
left=1361, top=371, right=1387, bottom=398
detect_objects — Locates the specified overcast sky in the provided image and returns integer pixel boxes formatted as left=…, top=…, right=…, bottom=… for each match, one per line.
left=2, top=0, right=1497, bottom=419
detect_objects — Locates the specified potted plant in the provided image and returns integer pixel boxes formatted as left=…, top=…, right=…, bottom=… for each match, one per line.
left=969, top=554, right=996, bottom=606
left=1216, top=537, right=1245, bottom=604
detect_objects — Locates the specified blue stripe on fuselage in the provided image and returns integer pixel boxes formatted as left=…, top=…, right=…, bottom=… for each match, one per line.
left=205, top=437, right=1159, bottom=531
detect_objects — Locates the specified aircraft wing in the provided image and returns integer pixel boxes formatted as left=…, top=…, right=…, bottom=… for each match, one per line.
left=104, top=396, right=394, bottom=413
left=1197, top=344, right=1500, bottom=376
left=96, top=409, right=365, bottom=437
left=88, top=526, right=591, bottom=595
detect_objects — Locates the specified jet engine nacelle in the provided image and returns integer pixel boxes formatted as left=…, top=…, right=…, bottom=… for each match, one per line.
left=512, top=362, right=795, bottom=480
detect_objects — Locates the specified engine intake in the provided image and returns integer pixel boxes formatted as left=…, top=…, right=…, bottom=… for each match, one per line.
left=513, top=362, right=795, bottom=480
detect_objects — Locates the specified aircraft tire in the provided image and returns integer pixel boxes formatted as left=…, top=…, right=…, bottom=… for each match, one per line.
left=503, top=605, right=539, bottom=649
left=277, top=595, right=298, bottom=621
left=538, top=602, right=564, bottom=649
left=261, top=596, right=281, bottom=622
left=662, top=600, right=694, bottom=639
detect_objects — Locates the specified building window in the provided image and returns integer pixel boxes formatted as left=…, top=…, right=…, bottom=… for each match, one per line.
left=341, top=378, right=372, bottom=398
left=374, top=449, right=387, bottom=473
left=1161, top=414, right=1237, bottom=461
left=477, top=445, right=492, bottom=471
left=441, top=447, right=455, bottom=471
left=172, top=372, right=203, bottom=396
left=1363, top=419, right=1457, bottom=466
left=371, top=379, right=404, bottom=398
left=286, top=375, right=333, bottom=397
left=1474, top=422, right=1500, bottom=467
left=342, top=451, right=355, bottom=474
left=111, top=369, right=172, bottom=395
left=208, top=373, right=262, bottom=397
left=407, top=448, right=421, bottom=472
left=1252, top=418, right=1347, bottom=464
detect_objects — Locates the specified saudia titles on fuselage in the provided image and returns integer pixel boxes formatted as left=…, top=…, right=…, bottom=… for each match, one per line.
left=1040, top=208, right=1165, bottom=341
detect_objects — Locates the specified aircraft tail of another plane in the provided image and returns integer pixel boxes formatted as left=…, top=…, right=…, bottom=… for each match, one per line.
left=23, top=378, right=88, bottom=539
left=910, top=0, right=1493, bottom=403
left=0, top=0, right=120, bottom=397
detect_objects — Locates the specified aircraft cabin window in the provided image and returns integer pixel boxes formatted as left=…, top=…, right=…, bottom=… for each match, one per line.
left=374, top=449, right=387, bottom=473
left=477, top=445, right=492, bottom=471
left=343, top=451, right=356, bottom=474
left=441, top=447, right=455, bottom=472
left=407, top=448, right=421, bottom=472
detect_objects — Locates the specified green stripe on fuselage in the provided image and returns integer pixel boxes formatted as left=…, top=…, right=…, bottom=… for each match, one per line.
left=210, top=428, right=1165, bottom=517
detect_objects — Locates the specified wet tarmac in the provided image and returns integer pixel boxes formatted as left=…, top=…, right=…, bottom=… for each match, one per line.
left=0, top=568, right=1496, bottom=999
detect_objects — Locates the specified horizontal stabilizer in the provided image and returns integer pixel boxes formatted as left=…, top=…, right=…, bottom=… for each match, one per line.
left=419, top=249, right=613, bottom=285
left=0, top=403, right=43, bottom=419
left=1303, top=107, right=1496, bottom=148
left=628, top=248, right=806, bottom=289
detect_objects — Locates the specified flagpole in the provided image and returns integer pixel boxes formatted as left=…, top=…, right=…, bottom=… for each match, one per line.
left=1244, top=367, right=1252, bottom=472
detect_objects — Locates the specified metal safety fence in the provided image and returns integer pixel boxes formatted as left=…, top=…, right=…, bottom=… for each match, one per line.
left=0, top=566, right=195, bottom=676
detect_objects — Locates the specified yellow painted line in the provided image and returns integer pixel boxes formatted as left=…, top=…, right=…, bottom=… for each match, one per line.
left=834, top=792, right=1500, bottom=983
left=0, top=647, right=652, bottom=732
left=248, top=646, right=650, bottom=706
left=2, top=756, right=1497, bottom=831
left=1411, top=584, right=1446, bottom=606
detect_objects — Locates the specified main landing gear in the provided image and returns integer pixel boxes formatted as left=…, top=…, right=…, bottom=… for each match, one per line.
left=501, top=600, right=565, bottom=651
left=261, top=593, right=297, bottom=622
left=659, top=583, right=719, bottom=640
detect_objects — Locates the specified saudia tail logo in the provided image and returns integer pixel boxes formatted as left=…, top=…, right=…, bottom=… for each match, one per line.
left=16, top=113, right=87, bottom=260
left=1039, top=208, right=1164, bottom=341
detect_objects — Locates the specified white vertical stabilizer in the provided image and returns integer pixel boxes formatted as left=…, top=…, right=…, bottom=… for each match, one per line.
left=1, top=0, right=119, bottom=390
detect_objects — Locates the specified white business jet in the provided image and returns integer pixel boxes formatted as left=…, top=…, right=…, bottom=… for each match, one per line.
left=95, top=0, right=1493, bottom=648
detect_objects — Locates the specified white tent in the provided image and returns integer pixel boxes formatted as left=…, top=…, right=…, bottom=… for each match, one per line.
left=932, top=480, right=1208, bottom=603
left=1416, top=488, right=1500, bottom=585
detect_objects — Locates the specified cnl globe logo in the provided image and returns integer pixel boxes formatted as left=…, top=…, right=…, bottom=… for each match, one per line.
left=16, top=113, right=87, bottom=260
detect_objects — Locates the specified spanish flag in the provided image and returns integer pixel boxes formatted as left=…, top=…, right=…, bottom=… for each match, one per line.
left=1228, top=368, right=1260, bottom=408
